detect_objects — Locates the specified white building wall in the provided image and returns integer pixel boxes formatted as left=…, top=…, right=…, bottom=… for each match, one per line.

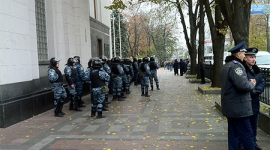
left=0, top=0, right=39, bottom=85
left=46, top=0, right=91, bottom=71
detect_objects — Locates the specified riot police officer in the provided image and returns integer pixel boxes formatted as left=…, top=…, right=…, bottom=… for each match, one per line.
left=132, top=57, right=139, bottom=85
left=149, top=57, right=160, bottom=90
left=64, top=58, right=82, bottom=111
left=140, top=57, right=151, bottom=97
left=123, top=58, right=134, bottom=94
left=73, top=56, right=86, bottom=107
left=48, top=57, right=67, bottom=117
left=101, top=56, right=111, bottom=111
left=111, top=57, right=125, bottom=101
left=220, top=41, right=256, bottom=150
left=89, top=58, right=110, bottom=118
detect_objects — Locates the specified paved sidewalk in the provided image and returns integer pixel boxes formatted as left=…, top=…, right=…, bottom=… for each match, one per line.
left=0, top=69, right=269, bottom=150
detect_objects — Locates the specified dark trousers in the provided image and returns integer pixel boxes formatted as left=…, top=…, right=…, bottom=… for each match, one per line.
left=249, top=114, right=258, bottom=143
left=227, top=117, right=255, bottom=150
left=200, top=70, right=205, bottom=83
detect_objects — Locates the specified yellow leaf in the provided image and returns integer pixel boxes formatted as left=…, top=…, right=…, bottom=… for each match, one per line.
left=111, top=133, right=117, bottom=135
left=26, top=135, right=30, bottom=138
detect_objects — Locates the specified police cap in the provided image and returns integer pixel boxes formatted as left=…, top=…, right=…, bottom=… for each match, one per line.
left=245, top=47, right=258, bottom=55
left=228, top=41, right=247, bottom=53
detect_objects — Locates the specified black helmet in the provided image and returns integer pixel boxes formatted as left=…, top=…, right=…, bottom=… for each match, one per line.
left=133, top=57, right=138, bottom=62
left=114, top=56, right=121, bottom=63
left=67, top=57, right=75, bottom=66
left=74, top=56, right=80, bottom=63
left=88, top=58, right=93, bottom=68
left=138, top=58, right=142, bottom=63
left=143, top=57, right=150, bottom=62
left=124, top=58, right=132, bottom=64
left=49, top=57, right=60, bottom=67
left=92, top=58, right=102, bottom=68
left=100, top=55, right=108, bottom=61
left=150, top=57, right=155, bottom=61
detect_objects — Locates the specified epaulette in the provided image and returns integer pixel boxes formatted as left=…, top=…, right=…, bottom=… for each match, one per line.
left=233, top=60, right=238, bottom=64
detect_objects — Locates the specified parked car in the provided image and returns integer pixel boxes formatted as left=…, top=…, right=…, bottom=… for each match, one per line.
left=256, top=51, right=270, bottom=82
left=256, top=51, right=270, bottom=69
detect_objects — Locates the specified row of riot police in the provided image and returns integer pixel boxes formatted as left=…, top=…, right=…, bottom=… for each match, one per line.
left=48, top=55, right=160, bottom=118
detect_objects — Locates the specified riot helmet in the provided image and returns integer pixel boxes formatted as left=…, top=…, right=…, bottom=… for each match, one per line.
left=143, top=57, right=150, bottom=62
left=88, top=58, right=93, bottom=68
left=49, top=57, right=60, bottom=68
left=92, top=58, right=103, bottom=68
left=150, top=57, right=155, bottom=61
left=114, top=56, right=121, bottom=63
left=133, top=57, right=138, bottom=62
left=124, top=58, right=132, bottom=64
left=73, top=56, right=80, bottom=63
left=100, top=55, right=108, bottom=62
left=67, top=57, right=75, bottom=66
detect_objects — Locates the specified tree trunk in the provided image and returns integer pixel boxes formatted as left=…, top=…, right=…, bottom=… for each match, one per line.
left=212, top=37, right=225, bottom=87
left=197, top=0, right=205, bottom=79
left=217, top=0, right=252, bottom=46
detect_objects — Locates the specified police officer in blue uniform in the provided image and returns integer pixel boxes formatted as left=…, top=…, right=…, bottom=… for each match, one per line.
left=101, top=56, right=111, bottom=111
left=89, top=58, right=110, bottom=118
left=149, top=57, right=160, bottom=90
left=48, top=57, right=67, bottom=117
left=73, top=56, right=86, bottom=107
left=140, top=57, right=151, bottom=97
left=220, top=41, right=256, bottom=150
left=64, top=58, right=82, bottom=111
left=111, top=57, right=125, bottom=101
left=123, top=58, right=134, bottom=94
left=242, top=47, right=265, bottom=150
left=132, top=57, right=139, bottom=85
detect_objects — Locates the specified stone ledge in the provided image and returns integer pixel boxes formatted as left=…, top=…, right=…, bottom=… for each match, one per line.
left=198, top=86, right=221, bottom=95
left=188, top=79, right=211, bottom=84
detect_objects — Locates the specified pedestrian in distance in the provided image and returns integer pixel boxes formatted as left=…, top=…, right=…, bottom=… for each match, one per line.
left=200, top=58, right=205, bottom=84
left=173, top=59, right=179, bottom=76
left=48, top=57, right=67, bottom=117
left=240, top=47, right=265, bottom=150
left=220, top=41, right=257, bottom=150
left=179, top=59, right=186, bottom=76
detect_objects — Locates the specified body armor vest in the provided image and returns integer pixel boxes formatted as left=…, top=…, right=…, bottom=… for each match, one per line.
left=90, top=70, right=105, bottom=88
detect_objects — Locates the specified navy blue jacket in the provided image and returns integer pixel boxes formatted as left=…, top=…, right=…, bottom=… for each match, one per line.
left=243, top=62, right=266, bottom=115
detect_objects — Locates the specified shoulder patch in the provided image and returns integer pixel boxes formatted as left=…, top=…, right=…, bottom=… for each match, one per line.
left=49, top=69, right=56, bottom=76
left=235, top=67, right=243, bottom=76
left=233, top=60, right=238, bottom=64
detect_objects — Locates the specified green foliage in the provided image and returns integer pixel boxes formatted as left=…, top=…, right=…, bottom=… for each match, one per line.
left=105, top=0, right=127, bottom=10
left=111, top=10, right=130, bottom=57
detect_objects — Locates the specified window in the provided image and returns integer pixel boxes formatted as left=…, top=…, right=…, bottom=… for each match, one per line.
left=35, top=0, right=48, bottom=61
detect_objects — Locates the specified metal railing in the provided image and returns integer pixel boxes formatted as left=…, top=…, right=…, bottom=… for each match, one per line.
left=260, top=68, right=270, bottom=105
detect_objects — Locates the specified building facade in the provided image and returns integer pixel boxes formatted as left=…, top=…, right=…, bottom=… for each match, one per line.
left=0, top=0, right=112, bottom=127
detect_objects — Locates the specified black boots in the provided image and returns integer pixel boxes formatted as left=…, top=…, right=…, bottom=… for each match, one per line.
left=96, top=111, right=105, bottom=119
left=141, top=91, right=145, bottom=96
left=151, top=85, right=153, bottom=90
left=118, top=96, right=125, bottom=101
left=55, top=100, right=63, bottom=117
left=69, top=96, right=74, bottom=110
left=126, top=89, right=131, bottom=94
left=112, top=96, right=117, bottom=101
left=91, top=110, right=96, bottom=117
left=145, top=88, right=150, bottom=97
left=157, top=85, right=160, bottom=90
